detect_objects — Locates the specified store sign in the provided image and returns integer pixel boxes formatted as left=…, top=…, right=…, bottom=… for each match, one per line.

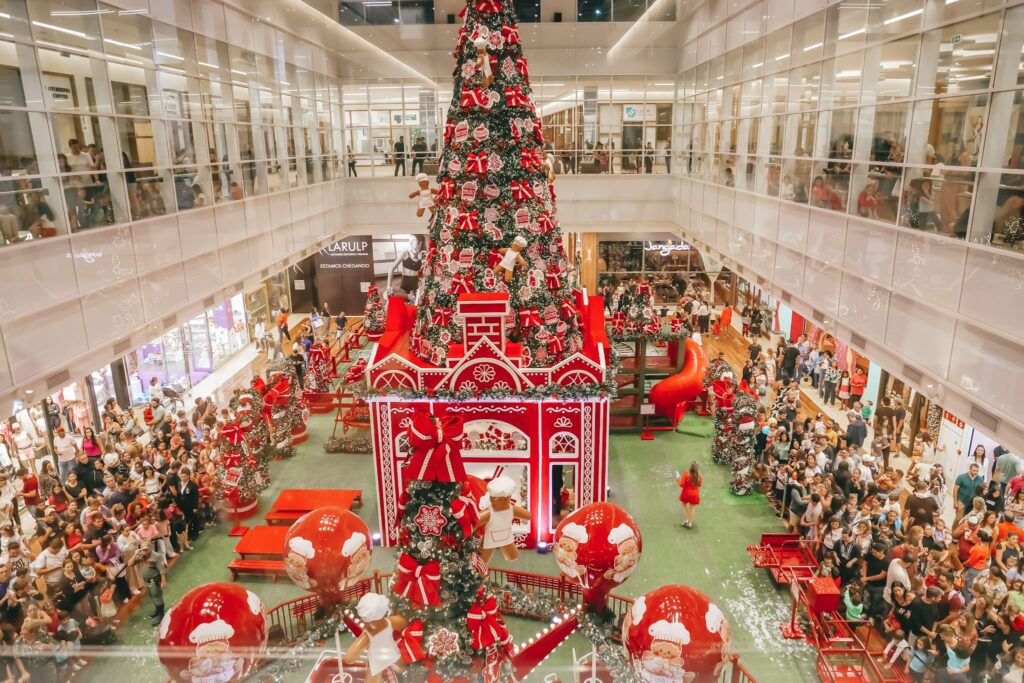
left=943, top=410, right=965, bottom=429
left=43, top=74, right=73, bottom=106
left=314, top=235, right=374, bottom=314
left=391, top=112, right=420, bottom=126
left=645, top=241, right=691, bottom=256
left=622, top=104, right=656, bottom=122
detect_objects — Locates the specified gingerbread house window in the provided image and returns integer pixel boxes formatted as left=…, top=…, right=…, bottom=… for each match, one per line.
left=549, top=432, right=579, bottom=458
left=460, top=420, right=529, bottom=455
left=396, top=433, right=410, bottom=456
left=376, top=370, right=416, bottom=390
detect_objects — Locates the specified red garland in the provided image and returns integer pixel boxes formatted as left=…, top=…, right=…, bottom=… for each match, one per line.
left=392, top=552, right=442, bottom=607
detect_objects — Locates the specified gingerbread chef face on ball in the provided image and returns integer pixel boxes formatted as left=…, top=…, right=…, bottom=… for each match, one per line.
left=341, top=531, right=370, bottom=588
left=284, top=536, right=317, bottom=589
left=605, top=523, right=641, bottom=583
left=623, top=585, right=732, bottom=683
left=554, top=522, right=587, bottom=579
left=184, top=620, right=246, bottom=683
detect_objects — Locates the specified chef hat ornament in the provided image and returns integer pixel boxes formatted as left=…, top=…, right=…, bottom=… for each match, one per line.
left=288, top=536, right=315, bottom=559
left=706, top=604, right=726, bottom=633
left=513, top=235, right=528, bottom=249
left=487, top=475, right=517, bottom=498
left=189, top=619, right=235, bottom=645
left=356, top=593, right=390, bottom=622
left=245, top=590, right=263, bottom=616
left=607, top=523, right=635, bottom=546
left=561, top=522, right=588, bottom=543
left=342, top=532, right=368, bottom=557
left=630, top=595, right=647, bottom=623
left=649, top=619, right=691, bottom=645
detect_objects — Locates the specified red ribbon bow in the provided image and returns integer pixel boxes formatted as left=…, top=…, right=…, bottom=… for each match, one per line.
left=504, top=86, right=529, bottom=108
left=451, top=270, right=476, bottom=294
left=444, top=119, right=455, bottom=143
left=344, top=358, right=367, bottom=385
left=518, top=307, right=541, bottom=328
left=560, top=298, right=577, bottom=319
left=461, top=87, right=491, bottom=109
left=475, top=0, right=502, bottom=12
left=439, top=177, right=455, bottom=200
left=450, top=498, right=478, bottom=538
left=636, top=282, right=652, bottom=296
left=221, top=423, right=245, bottom=445
left=309, top=344, right=327, bottom=365
left=545, top=263, right=562, bottom=289
left=520, top=147, right=542, bottom=170
left=466, top=152, right=489, bottom=174
left=644, top=319, right=661, bottom=334
left=397, top=620, right=427, bottom=663
left=393, top=552, right=442, bottom=607
left=404, top=410, right=467, bottom=482
left=537, top=212, right=554, bottom=233
left=501, top=23, right=519, bottom=44
left=456, top=210, right=480, bottom=236
left=515, top=56, right=529, bottom=81
left=547, top=331, right=565, bottom=354
left=712, top=379, right=735, bottom=410
left=466, top=596, right=511, bottom=650
left=510, top=180, right=534, bottom=201
left=251, top=377, right=267, bottom=394
left=432, top=307, right=453, bottom=327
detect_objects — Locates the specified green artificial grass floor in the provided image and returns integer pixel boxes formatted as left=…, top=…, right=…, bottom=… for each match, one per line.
left=80, top=412, right=818, bottom=682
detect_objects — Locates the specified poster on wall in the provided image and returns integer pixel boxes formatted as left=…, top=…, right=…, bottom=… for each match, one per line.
left=313, top=235, right=374, bottom=315
left=42, top=73, right=74, bottom=107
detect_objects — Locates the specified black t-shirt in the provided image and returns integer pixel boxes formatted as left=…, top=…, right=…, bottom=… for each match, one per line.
left=874, top=405, right=896, bottom=433
left=908, top=597, right=938, bottom=636
left=782, top=345, right=799, bottom=371
left=864, top=553, right=889, bottom=586
left=748, top=343, right=762, bottom=361
left=905, top=494, right=939, bottom=527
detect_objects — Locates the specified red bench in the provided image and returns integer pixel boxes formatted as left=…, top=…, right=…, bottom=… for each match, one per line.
left=228, top=559, right=287, bottom=582
left=264, top=510, right=303, bottom=526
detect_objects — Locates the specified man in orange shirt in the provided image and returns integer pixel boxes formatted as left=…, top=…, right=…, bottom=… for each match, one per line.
left=963, top=529, right=992, bottom=588
left=850, top=366, right=868, bottom=406
left=275, top=309, right=290, bottom=342
left=995, top=511, right=1024, bottom=544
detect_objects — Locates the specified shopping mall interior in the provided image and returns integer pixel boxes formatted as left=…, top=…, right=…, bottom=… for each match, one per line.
left=0, top=0, right=1022, bottom=681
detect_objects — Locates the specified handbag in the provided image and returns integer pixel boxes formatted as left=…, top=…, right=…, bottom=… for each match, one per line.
left=99, top=586, right=117, bottom=618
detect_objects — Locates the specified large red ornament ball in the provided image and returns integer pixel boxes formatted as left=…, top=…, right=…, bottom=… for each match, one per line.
left=282, top=506, right=372, bottom=601
left=622, top=584, right=732, bottom=682
left=553, top=501, right=642, bottom=590
left=157, top=582, right=267, bottom=682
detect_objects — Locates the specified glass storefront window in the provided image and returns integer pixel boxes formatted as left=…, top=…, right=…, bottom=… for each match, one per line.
left=184, top=314, right=213, bottom=385
left=206, top=303, right=233, bottom=369
left=129, top=336, right=167, bottom=403
left=229, top=293, right=249, bottom=352
left=245, top=286, right=270, bottom=340
left=163, top=328, right=189, bottom=393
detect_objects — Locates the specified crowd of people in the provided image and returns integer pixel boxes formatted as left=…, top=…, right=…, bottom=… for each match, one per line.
left=0, top=305, right=350, bottom=680
left=735, top=328, right=1024, bottom=682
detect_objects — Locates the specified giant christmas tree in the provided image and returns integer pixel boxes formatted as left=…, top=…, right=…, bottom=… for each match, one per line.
left=410, top=0, right=582, bottom=368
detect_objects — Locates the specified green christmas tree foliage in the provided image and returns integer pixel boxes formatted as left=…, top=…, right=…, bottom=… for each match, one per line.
left=390, top=479, right=512, bottom=681
left=609, top=281, right=664, bottom=340
left=410, top=0, right=583, bottom=369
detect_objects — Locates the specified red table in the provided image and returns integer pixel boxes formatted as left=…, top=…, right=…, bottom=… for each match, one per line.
left=271, top=488, right=362, bottom=513
left=233, top=525, right=290, bottom=559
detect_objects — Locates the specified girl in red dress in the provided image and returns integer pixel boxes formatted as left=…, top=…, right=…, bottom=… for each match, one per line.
left=677, top=461, right=703, bottom=528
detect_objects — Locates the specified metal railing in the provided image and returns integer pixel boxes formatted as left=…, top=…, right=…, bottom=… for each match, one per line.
left=265, top=567, right=757, bottom=681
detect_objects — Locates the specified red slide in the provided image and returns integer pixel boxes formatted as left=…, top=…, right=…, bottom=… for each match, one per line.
left=648, top=338, right=710, bottom=427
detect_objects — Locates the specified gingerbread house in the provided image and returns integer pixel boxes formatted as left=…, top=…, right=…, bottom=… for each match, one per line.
left=365, top=292, right=612, bottom=547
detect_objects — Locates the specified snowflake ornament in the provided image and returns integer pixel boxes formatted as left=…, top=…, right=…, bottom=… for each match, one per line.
left=473, top=364, right=497, bottom=383
left=428, top=628, right=461, bottom=658
left=461, top=62, right=477, bottom=79
left=414, top=505, right=447, bottom=536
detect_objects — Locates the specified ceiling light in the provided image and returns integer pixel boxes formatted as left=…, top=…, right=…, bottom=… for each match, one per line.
left=954, top=48, right=995, bottom=57
left=954, top=74, right=988, bottom=81
left=883, top=8, right=923, bottom=25
left=751, top=62, right=763, bottom=69
left=775, top=53, right=789, bottom=61
left=50, top=9, right=111, bottom=16
left=32, top=20, right=89, bottom=39
left=0, top=12, right=9, bottom=19
left=803, top=42, right=823, bottom=52
left=104, top=37, right=142, bottom=50
left=838, top=28, right=865, bottom=41
left=157, top=51, right=184, bottom=61
left=198, top=60, right=218, bottom=69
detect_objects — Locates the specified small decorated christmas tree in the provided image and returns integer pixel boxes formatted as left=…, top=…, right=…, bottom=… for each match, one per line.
left=234, top=384, right=272, bottom=485
left=609, top=281, right=662, bottom=339
left=264, top=361, right=307, bottom=458
left=729, top=393, right=759, bottom=495
left=215, top=421, right=267, bottom=509
left=706, top=359, right=736, bottom=464
left=386, top=410, right=514, bottom=682
left=305, top=342, right=333, bottom=393
left=363, top=284, right=386, bottom=339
